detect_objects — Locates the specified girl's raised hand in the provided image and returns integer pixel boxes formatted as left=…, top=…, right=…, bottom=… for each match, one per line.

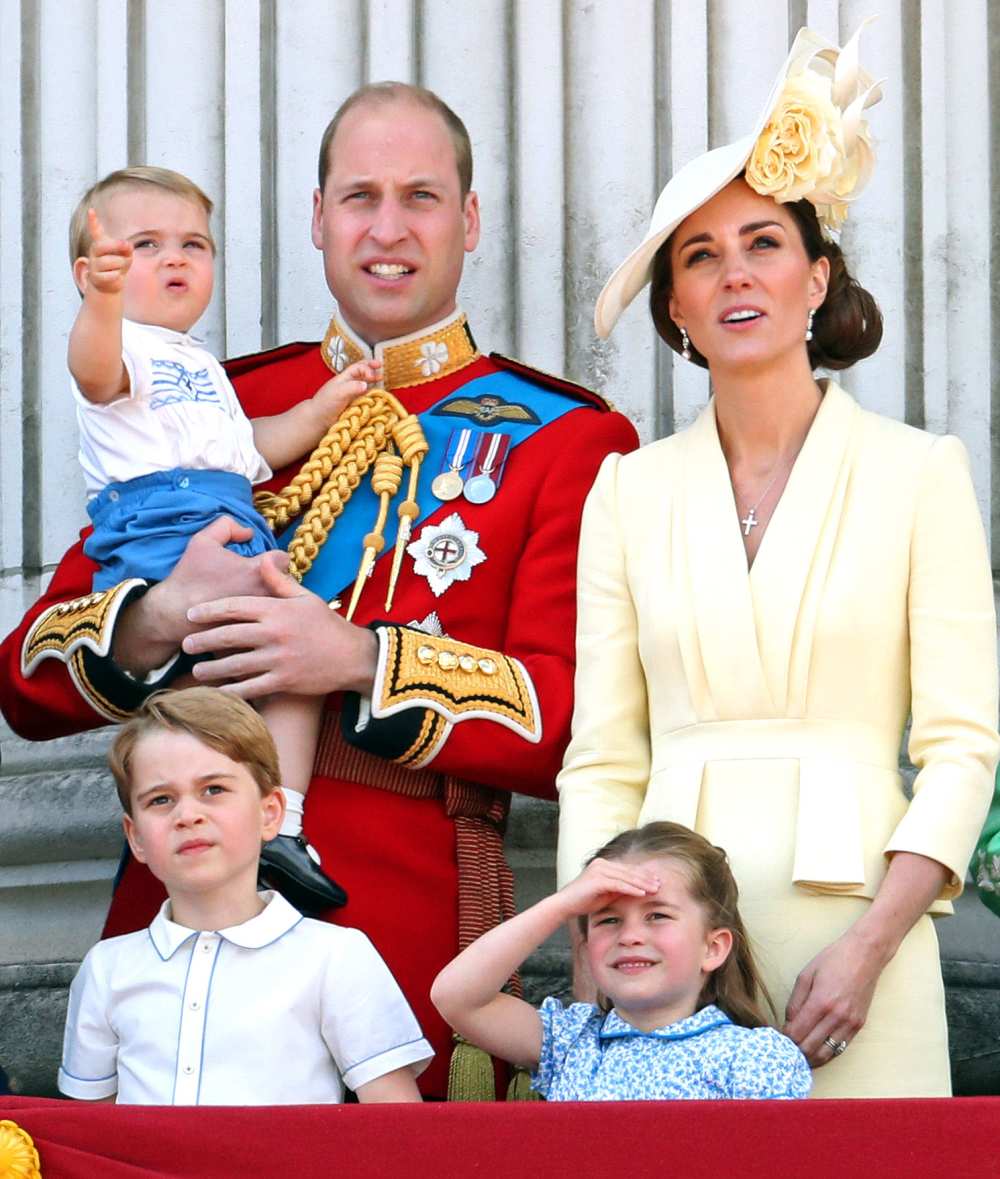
left=85, top=207, right=133, bottom=294
left=558, top=857, right=661, bottom=922
left=311, top=358, right=384, bottom=424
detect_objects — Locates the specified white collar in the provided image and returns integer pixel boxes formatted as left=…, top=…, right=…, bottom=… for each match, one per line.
left=123, top=317, right=204, bottom=348
left=599, top=1003, right=732, bottom=1041
left=148, top=890, right=302, bottom=959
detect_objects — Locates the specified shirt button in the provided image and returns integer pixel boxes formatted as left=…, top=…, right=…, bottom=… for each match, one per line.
left=108, top=490, right=120, bottom=502
left=183, top=1065, right=194, bottom=1075
left=201, top=943, right=212, bottom=952
left=179, top=476, right=190, bottom=489
left=190, top=1000, right=200, bottom=1010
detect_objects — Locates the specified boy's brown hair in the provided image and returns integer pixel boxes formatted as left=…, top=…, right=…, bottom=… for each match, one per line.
left=109, top=688, right=280, bottom=815
left=68, top=165, right=216, bottom=266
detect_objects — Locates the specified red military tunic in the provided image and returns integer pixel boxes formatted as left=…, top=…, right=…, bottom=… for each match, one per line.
left=0, top=309, right=638, bottom=1097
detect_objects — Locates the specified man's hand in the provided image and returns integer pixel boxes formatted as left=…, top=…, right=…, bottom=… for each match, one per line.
left=112, top=517, right=290, bottom=676
left=183, top=557, right=378, bottom=699
left=85, top=207, right=133, bottom=295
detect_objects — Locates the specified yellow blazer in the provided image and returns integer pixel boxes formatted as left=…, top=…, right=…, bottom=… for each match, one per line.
left=557, top=382, right=999, bottom=911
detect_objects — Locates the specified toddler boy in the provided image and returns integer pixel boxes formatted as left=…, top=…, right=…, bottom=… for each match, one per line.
left=67, top=167, right=378, bottom=913
left=58, top=687, right=431, bottom=1104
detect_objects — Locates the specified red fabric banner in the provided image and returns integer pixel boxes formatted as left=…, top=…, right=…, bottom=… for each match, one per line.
left=2, top=1096, right=998, bottom=1179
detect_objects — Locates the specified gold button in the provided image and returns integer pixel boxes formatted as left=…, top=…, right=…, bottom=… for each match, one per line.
left=437, top=651, right=459, bottom=671
left=458, top=655, right=477, bottom=673
left=478, top=658, right=497, bottom=675
left=417, top=645, right=436, bottom=664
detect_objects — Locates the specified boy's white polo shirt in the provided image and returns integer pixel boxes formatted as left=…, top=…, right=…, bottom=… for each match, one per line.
left=58, top=892, right=432, bottom=1105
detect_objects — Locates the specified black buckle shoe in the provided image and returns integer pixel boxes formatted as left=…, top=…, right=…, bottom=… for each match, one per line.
left=259, top=835, right=348, bottom=915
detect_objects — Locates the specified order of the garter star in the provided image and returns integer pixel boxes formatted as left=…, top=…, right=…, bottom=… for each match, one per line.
left=407, top=512, right=486, bottom=597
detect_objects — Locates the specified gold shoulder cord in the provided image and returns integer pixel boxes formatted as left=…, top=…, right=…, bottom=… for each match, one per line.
left=254, top=387, right=428, bottom=619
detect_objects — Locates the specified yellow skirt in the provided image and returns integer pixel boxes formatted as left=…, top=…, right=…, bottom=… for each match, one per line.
left=694, top=762, right=951, bottom=1098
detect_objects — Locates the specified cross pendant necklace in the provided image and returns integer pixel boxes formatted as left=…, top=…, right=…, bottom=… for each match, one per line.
left=738, top=464, right=784, bottom=537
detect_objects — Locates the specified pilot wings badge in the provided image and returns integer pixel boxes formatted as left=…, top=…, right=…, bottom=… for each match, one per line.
left=432, top=393, right=540, bottom=425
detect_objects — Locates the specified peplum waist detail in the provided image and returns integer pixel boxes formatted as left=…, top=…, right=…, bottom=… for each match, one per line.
left=651, top=717, right=900, bottom=770
left=643, top=718, right=907, bottom=899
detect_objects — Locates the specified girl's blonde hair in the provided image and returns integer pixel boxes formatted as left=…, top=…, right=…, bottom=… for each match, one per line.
left=583, top=822, right=776, bottom=1029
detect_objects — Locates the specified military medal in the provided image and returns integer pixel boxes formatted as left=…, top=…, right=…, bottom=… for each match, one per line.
left=432, top=428, right=474, bottom=501
left=407, top=512, right=486, bottom=597
left=464, top=432, right=511, bottom=505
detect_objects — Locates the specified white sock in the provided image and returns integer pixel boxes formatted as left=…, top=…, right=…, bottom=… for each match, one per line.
left=279, top=788, right=305, bottom=838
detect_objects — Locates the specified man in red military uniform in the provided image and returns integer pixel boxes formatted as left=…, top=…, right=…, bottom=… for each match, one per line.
left=0, top=83, right=637, bottom=1098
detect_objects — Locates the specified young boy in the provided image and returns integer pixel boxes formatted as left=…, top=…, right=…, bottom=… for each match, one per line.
left=57, top=687, right=431, bottom=1104
left=67, top=166, right=378, bottom=914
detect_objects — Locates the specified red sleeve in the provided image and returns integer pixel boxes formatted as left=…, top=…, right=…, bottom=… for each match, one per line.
left=0, top=533, right=110, bottom=737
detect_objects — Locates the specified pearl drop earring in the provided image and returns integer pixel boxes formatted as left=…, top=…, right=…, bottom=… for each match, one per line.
left=805, top=308, right=815, bottom=342
left=680, top=327, right=691, bottom=361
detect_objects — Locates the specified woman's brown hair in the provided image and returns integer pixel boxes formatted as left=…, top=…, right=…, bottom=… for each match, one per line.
left=582, top=821, right=776, bottom=1029
left=650, top=188, right=883, bottom=372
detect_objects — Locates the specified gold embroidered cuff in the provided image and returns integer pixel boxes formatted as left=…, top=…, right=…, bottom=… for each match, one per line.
left=21, top=579, right=148, bottom=678
left=373, top=625, right=542, bottom=744
left=20, top=579, right=179, bottom=722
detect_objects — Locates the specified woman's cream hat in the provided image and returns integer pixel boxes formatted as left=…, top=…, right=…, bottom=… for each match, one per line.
left=594, top=21, right=883, bottom=339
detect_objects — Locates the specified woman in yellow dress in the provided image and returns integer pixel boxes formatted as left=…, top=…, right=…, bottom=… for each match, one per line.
left=556, top=25, right=999, bottom=1097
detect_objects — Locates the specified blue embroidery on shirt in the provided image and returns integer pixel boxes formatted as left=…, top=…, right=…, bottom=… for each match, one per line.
left=149, top=359, right=223, bottom=410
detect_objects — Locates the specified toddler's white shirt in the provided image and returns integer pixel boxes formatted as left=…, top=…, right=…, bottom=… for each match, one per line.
left=58, top=891, right=432, bottom=1104
left=73, top=318, right=270, bottom=497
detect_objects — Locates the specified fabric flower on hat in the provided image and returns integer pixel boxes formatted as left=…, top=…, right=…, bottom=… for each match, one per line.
left=746, top=71, right=843, bottom=205
left=746, top=23, right=882, bottom=233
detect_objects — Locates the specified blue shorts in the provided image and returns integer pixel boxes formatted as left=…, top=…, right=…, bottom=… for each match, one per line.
left=84, top=468, right=276, bottom=590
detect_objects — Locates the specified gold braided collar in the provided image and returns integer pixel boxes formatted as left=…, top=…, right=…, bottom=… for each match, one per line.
left=321, top=308, right=479, bottom=390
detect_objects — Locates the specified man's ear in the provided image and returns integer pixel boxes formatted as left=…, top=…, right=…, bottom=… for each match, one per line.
left=310, top=188, right=325, bottom=251
left=462, top=191, right=481, bottom=254
left=122, top=813, right=147, bottom=865
left=702, top=927, right=733, bottom=974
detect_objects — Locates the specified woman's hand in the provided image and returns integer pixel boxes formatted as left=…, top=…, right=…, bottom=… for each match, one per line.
left=783, top=852, right=950, bottom=1068
left=782, top=926, right=888, bottom=1067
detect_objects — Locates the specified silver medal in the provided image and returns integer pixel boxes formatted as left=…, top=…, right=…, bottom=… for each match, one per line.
left=463, top=473, right=496, bottom=504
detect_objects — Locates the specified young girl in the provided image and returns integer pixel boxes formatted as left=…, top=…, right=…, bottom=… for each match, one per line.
left=432, top=822, right=811, bottom=1100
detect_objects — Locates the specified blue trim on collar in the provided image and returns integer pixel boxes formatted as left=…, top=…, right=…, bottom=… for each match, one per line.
left=598, top=1004, right=733, bottom=1042
left=148, top=891, right=301, bottom=957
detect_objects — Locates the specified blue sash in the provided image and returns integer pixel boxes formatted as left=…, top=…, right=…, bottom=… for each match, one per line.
left=277, top=370, right=585, bottom=598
